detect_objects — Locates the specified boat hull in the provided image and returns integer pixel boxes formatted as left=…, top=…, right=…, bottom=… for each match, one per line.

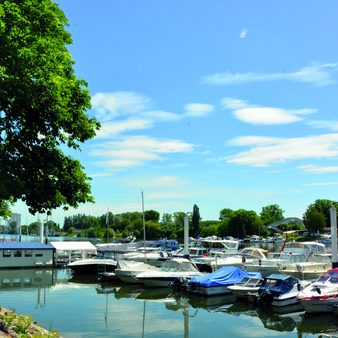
left=300, top=298, right=338, bottom=313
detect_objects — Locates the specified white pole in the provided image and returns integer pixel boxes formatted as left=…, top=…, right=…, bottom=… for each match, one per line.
left=184, top=215, right=189, bottom=256
left=330, top=206, right=338, bottom=268
left=39, top=220, right=44, bottom=244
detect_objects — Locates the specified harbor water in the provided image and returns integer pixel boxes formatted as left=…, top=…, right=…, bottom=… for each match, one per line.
left=0, top=268, right=337, bottom=337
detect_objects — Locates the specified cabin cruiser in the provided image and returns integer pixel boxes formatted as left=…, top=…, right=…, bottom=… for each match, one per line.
left=68, top=250, right=117, bottom=274
left=193, top=247, right=268, bottom=273
left=244, top=242, right=326, bottom=277
left=278, top=253, right=332, bottom=279
left=114, top=260, right=159, bottom=284
left=135, top=258, right=202, bottom=287
left=227, top=273, right=263, bottom=301
left=187, top=266, right=261, bottom=296
left=190, top=236, right=239, bottom=255
left=297, top=267, right=338, bottom=313
left=257, top=274, right=311, bottom=307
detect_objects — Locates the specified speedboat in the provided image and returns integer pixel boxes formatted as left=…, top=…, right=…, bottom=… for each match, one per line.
left=68, top=250, right=117, bottom=274
left=297, top=267, right=338, bottom=313
left=135, top=258, right=202, bottom=287
left=187, top=266, right=261, bottom=296
left=114, top=260, right=159, bottom=284
left=257, top=274, right=311, bottom=307
left=193, top=247, right=268, bottom=273
left=227, top=273, right=263, bottom=301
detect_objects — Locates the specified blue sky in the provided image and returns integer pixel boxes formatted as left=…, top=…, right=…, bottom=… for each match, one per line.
left=14, top=1, right=338, bottom=225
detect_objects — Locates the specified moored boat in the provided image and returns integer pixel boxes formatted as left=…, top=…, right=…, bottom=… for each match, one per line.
left=297, top=267, right=338, bottom=313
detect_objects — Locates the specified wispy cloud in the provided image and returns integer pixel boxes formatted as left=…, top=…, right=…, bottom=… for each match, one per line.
left=91, top=91, right=151, bottom=122
left=240, top=28, right=248, bottom=39
left=90, top=135, right=194, bottom=172
left=299, top=164, right=338, bottom=174
left=307, top=120, right=338, bottom=131
left=202, top=63, right=338, bottom=86
left=143, top=110, right=182, bottom=122
left=305, top=181, right=338, bottom=187
left=95, top=119, right=153, bottom=138
left=226, top=133, right=338, bottom=167
left=221, top=97, right=316, bottom=125
left=184, top=103, right=214, bottom=117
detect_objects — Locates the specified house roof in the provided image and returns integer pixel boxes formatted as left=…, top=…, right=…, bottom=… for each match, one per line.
left=0, top=241, right=54, bottom=250
left=50, top=241, right=96, bottom=251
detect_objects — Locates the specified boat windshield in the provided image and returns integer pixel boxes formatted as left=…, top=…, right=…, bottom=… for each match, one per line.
left=318, top=272, right=338, bottom=283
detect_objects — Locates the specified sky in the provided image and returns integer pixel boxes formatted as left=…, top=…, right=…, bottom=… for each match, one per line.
left=12, top=0, right=338, bottom=225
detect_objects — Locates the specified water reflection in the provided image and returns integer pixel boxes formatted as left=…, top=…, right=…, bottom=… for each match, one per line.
left=1, top=270, right=338, bottom=337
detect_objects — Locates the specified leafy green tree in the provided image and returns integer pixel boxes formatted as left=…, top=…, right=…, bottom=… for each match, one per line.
left=260, top=204, right=284, bottom=226
left=303, top=208, right=326, bottom=236
left=0, top=0, right=100, bottom=215
left=228, top=209, right=263, bottom=238
left=307, top=199, right=338, bottom=228
left=191, top=204, right=201, bottom=237
left=144, top=210, right=160, bottom=222
left=219, top=208, right=234, bottom=221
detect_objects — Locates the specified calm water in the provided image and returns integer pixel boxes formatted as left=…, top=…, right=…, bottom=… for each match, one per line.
left=0, top=268, right=336, bottom=337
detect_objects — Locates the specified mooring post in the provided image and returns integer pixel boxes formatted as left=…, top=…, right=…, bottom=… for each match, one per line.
left=330, top=206, right=338, bottom=268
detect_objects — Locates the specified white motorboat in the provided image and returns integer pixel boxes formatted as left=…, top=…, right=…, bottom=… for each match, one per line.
left=121, top=250, right=172, bottom=267
left=227, top=274, right=263, bottom=301
left=244, top=241, right=326, bottom=277
left=114, top=260, right=159, bottom=284
left=257, top=274, right=311, bottom=307
left=68, top=250, right=117, bottom=274
left=193, top=247, right=268, bottom=273
left=297, top=267, right=338, bottom=313
left=135, top=258, right=202, bottom=287
left=278, top=253, right=332, bottom=279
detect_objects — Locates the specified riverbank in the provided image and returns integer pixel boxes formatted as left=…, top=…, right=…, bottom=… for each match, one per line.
left=0, top=307, right=59, bottom=337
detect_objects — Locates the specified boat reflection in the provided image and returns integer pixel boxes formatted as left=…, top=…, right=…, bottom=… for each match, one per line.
left=0, top=268, right=54, bottom=289
left=297, top=312, right=338, bottom=336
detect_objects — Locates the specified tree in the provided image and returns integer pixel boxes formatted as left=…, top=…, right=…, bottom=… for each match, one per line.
left=228, top=209, right=263, bottom=238
left=219, top=208, right=234, bottom=221
left=303, top=208, right=326, bottom=236
left=0, top=0, right=100, bottom=215
left=307, top=199, right=338, bottom=228
left=144, top=210, right=160, bottom=222
left=191, top=204, right=201, bottom=237
left=260, top=204, right=284, bottom=226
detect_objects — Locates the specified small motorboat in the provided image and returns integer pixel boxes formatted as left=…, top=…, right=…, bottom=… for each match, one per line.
left=186, top=266, right=261, bottom=296
left=257, top=274, right=311, bottom=307
left=135, top=258, right=202, bottom=287
left=227, top=273, right=263, bottom=301
left=297, top=267, right=338, bottom=313
left=114, top=260, right=159, bottom=284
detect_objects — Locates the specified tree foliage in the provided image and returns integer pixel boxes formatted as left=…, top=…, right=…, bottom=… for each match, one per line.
left=260, top=204, right=284, bottom=226
left=191, top=204, right=201, bottom=237
left=0, top=0, right=100, bottom=215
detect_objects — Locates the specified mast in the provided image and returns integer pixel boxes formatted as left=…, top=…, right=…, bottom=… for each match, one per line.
left=142, top=191, right=146, bottom=262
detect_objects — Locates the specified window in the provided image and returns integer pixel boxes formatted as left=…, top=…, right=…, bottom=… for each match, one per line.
left=25, top=250, right=33, bottom=257
left=35, top=253, right=43, bottom=257
left=3, top=250, right=11, bottom=258
left=14, top=250, right=22, bottom=257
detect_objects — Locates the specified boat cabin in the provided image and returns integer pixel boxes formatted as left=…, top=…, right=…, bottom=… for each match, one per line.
left=0, top=242, right=55, bottom=268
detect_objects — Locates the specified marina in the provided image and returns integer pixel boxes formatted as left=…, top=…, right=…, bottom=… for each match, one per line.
left=0, top=267, right=337, bottom=338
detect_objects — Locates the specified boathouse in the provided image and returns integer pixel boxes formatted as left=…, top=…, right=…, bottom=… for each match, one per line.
left=0, top=242, right=55, bottom=268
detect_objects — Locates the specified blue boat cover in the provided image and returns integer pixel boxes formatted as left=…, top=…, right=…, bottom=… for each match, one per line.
left=188, top=266, right=261, bottom=287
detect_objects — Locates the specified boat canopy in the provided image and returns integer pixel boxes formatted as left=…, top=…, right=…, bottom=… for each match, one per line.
left=188, top=266, right=261, bottom=287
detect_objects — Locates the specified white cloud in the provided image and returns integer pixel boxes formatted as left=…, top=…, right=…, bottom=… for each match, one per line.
left=226, top=133, right=338, bottom=167
left=91, top=91, right=151, bottom=121
left=202, top=63, right=337, bottom=86
left=90, top=135, right=194, bottom=172
left=305, top=181, right=338, bottom=187
left=184, top=103, right=214, bottom=117
left=307, top=120, right=338, bottom=131
left=221, top=97, right=316, bottom=125
left=299, top=164, right=338, bottom=174
left=96, top=119, right=153, bottom=138
left=143, top=110, right=182, bottom=122
left=240, top=28, right=248, bottom=39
